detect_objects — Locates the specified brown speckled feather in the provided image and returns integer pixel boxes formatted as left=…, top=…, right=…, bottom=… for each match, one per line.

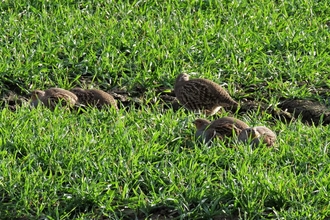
left=194, top=117, right=248, bottom=145
left=238, top=126, right=277, bottom=147
left=209, top=117, right=249, bottom=139
left=70, top=88, right=118, bottom=110
left=175, top=73, right=238, bottom=115
left=44, top=93, right=76, bottom=110
left=30, top=88, right=78, bottom=110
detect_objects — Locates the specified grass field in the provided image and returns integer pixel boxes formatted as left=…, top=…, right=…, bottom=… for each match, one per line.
left=1, top=0, right=330, bottom=219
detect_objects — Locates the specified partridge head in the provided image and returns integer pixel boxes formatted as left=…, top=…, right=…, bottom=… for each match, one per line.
left=30, top=90, right=45, bottom=107
left=174, top=73, right=238, bottom=116
left=70, top=88, right=118, bottom=110
left=193, top=118, right=215, bottom=145
left=238, top=126, right=277, bottom=147
left=30, top=88, right=78, bottom=110
left=194, top=116, right=249, bottom=145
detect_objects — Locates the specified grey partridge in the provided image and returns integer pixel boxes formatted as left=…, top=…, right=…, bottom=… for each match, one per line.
left=238, top=126, right=277, bottom=147
left=174, top=73, right=238, bottom=115
left=193, top=116, right=249, bottom=145
left=30, top=88, right=78, bottom=110
left=70, top=88, right=118, bottom=110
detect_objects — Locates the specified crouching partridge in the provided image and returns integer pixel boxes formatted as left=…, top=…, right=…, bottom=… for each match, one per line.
left=70, top=88, right=118, bottom=110
left=193, top=116, right=249, bottom=145
left=174, top=73, right=238, bottom=115
left=238, top=126, right=277, bottom=147
left=30, top=88, right=78, bottom=110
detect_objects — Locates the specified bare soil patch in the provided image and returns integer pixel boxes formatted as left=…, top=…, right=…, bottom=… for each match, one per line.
left=1, top=85, right=330, bottom=126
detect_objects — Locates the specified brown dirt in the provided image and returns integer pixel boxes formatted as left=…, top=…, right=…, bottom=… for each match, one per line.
left=0, top=91, right=29, bottom=111
left=2, top=87, right=330, bottom=126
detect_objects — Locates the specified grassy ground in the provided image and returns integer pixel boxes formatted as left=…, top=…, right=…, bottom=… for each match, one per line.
left=1, top=0, right=330, bottom=219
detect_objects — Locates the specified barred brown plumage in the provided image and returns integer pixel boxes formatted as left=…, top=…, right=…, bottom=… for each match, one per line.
left=174, top=73, right=238, bottom=115
left=70, top=88, right=118, bottom=110
left=193, top=117, right=249, bottom=145
left=30, top=88, right=78, bottom=110
left=238, top=126, right=277, bottom=147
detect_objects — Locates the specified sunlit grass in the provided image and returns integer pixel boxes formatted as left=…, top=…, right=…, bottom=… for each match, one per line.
left=1, top=104, right=329, bottom=219
left=1, top=0, right=330, bottom=219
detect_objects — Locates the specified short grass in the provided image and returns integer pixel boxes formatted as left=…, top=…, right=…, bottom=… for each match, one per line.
left=1, top=0, right=330, bottom=219
left=1, top=106, right=330, bottom=219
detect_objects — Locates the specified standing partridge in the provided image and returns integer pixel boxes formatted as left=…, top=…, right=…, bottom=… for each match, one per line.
left=238, top=126, right=277, bottom=147
left=70, top=88, right=118, bottom=110
left=193, top=116, right=249, bottom=145
left=174, top=73, right=238, bottom=115
left=30, top=88, right=78, bottom=110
